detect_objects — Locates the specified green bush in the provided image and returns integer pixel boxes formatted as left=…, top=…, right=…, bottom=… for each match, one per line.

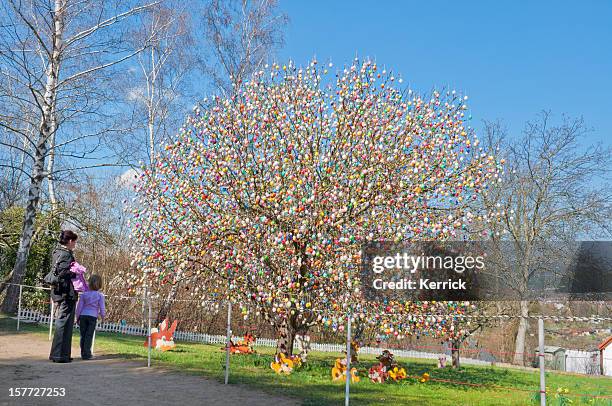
left=1, top=206, right=59, bottom=310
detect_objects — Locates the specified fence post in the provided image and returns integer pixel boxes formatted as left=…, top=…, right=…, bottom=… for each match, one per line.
left=147, top=288, right=152, bottom=368
left=48, top=300, right=54, bottom=341
left=224, top=300, right=232, bottom=385
left=345, top=313, right=352, bottom=406
left=538, top=317, right=546, bottom=406
left=16, top=284, right=23, bottom=331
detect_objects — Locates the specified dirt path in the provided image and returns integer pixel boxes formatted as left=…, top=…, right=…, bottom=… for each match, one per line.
left=0, top=331, right=300, bottom=406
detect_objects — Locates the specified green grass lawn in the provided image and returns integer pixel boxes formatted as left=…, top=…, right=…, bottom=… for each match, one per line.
left=2, top=315, right=611, bottom=406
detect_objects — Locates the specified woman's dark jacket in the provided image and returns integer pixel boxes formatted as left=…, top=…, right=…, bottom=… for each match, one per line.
left=50, top=245, right=77, bottom=303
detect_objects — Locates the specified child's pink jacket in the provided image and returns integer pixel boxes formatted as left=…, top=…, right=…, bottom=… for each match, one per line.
left=70, top=261, right=89, bottom=293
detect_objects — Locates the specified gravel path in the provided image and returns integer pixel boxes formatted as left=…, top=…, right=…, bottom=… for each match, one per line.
left=0, top=330, right=300, bottom=406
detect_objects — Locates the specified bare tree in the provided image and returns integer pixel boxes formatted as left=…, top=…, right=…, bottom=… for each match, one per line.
left=0, top=0, right=160, bottom=313
left=201, top=0, right=288, bottom=96
left=482, top=112, right=612, bottom=365
left=61, top=175, right=133, bottom=281
left=114, top=0, right=197, bottom=323
left=115, top=0, right=196, bottom=167
left=0, top=133, right=28, bottom=211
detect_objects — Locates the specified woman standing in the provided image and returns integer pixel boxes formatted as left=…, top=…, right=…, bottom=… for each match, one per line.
left=49, top=230, right=79, bottom=363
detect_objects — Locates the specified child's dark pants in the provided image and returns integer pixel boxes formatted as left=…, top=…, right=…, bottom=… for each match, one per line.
left=79, top=315, right=97, bottom=359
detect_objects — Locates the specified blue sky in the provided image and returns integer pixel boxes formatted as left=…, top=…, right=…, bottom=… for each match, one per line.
left=277, top=1, right=612, bottom=145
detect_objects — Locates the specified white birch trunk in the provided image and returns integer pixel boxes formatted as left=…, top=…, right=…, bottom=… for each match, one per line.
left=46, top=109, right=58, bottom=211
left=2, top=0, right=65, bottom=313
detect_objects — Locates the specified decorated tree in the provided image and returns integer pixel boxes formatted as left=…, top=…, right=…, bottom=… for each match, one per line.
left=129, top=59, right=503, bottom=355
left=360, top=300, right=505, bottom=368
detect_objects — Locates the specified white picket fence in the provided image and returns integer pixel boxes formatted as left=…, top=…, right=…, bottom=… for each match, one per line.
left=17, top=307, right=490, bottom=366
left=19, top=309, right=53, bottom=325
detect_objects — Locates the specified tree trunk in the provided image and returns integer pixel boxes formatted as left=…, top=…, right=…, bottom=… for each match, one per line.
left=275, top=317, right=296, bottom=356
left=1, top=0, right=64, bottom=314
left=294, top=332, right=312, bottom=363
left=451, top=338, right=461, bottom=368
left=148, top=45, right=157, bottom=166
left=156, top=282, right=180, bottom=324
left=513, top=300, right=529, bottom=365
left=1, top=145, right=46, bottom=313
left=0, top=271, right=14, bottom=296
left=46, top=109, right=58, bottom=212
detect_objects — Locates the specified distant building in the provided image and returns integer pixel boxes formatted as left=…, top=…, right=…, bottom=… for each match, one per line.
left=598, top=336, right=612, bottom=376
left=537, top=346, right=601, bottom=375
left=565, top=349, right=599, bottom=375
left=534, top=346, right=566, bottom=371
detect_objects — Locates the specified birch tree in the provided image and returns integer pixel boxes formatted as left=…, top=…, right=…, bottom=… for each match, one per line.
left=114, top=1, right=195, bottom=167
left=117, top=0, right=197, bottom=323
left=0, top=0, right=159, bottom=313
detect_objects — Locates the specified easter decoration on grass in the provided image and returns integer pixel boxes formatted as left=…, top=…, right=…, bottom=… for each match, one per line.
left=144, top=318, right=178, bottom=351
left=368, top=350, right=407, bottom=383
left=270, top=353, right=303, bottom=375
left=331, top=358, right=360, bottom=383
left=222, top=333, right=256, bottom=354
left=128, top=57, right=504, bottom=359
left=368, top=363, right=387, bottom=384
left=388, top=366, right=408, bottom=382
left=418, top=372, right=430, bottom=383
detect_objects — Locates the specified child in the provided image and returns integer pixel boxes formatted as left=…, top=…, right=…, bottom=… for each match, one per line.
left=76, top=274, right=106, bottom=360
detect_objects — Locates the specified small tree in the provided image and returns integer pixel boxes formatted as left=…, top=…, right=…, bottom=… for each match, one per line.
left=130, top=59, right=503, bottom=354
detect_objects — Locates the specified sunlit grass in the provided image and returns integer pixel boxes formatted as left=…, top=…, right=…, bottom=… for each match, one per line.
left=2, top=315, right=610, bottom=406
